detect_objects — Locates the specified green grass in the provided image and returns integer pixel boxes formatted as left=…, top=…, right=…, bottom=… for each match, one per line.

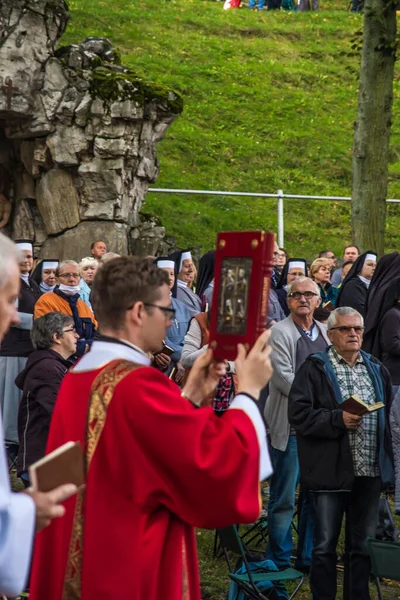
left=63, top=0, right=400, bottom=255
left=9, top=471, right=400, bottom=599
left=196, top=523, right=400, bottom=599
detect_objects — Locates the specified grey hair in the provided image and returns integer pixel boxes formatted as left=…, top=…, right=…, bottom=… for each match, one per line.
left=31, top=312, right=74, bottom=350
left=287, top=276, right=320, bottom=298
left=327, top=307, right=364, bottom=330
left=57, top=260, right=79, bottom=275
left=0, top=233, right=22, bottom=289
left=79, top=256, right=98, bottom=272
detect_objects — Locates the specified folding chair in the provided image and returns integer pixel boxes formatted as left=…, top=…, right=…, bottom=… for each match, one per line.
left=241, top=515, right=269, bottom=548
left=217, top=525, right=304, bottom=600
left=367, top=537, right=400, bottom=600
left=5, top=441, right=18, bottom=474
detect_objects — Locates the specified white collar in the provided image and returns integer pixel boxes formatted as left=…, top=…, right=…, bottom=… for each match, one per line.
left=358, top=274, right=371, bottom=288
left=177, top=279, right=188, bottom=288
left=73, top=340, right=151, bottom=372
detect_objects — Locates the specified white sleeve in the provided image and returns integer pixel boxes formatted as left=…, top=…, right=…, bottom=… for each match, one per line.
left=0, top=492, right=35, bottom=596
left=229, top=394, right=273, bottom=482
left=181, top=319, right=207, bottom=368
left=15, top=312, right=33, bottom=331
left=0, top=412, right=35, bottom=597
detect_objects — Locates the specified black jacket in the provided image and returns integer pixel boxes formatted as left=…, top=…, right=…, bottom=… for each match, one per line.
left=288, top=349, right=394, bottom=491
left=16, top=349, right=71, bottom=474
left=337, top=276, right=368, bottom=317
left=0, top=277, right=41, bottom=357
left=380, top=306, right=400, bottom=385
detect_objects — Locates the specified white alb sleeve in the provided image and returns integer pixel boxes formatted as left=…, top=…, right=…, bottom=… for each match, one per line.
left=16, top=312, right=34, bottom=331
left=0, top=412, right=35, bottom=597
left=229, top=394, right=273, bottom=481
left=0, top=492, right=35, bottom=596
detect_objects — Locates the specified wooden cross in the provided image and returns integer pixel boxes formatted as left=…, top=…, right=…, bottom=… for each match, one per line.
left=1, top=78, right=19, bottom=110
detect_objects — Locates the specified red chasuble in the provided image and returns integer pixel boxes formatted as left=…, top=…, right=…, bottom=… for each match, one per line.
left=29, top=358, right=262, bottom=600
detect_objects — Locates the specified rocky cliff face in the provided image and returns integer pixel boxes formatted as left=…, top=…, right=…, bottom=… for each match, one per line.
left=0, top=0, right=182, bottom=260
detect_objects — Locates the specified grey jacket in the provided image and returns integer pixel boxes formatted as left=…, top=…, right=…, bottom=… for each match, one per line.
left=390, top=391, right=400, bottom=513
left=264, top=315, right=330, bottom=451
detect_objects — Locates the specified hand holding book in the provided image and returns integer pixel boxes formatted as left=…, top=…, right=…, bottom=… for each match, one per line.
left=340, top=395, right=384, bottom=417
left=25, top=483, right=78, bottom=532
left=342, top=411, right=362, bottom=430
left=340, top=395, right=384, bottom=430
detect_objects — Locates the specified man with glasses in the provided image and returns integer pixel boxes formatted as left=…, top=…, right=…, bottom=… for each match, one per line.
left=289, top=306, right=394, bottom=600
left=264, top=277, right=329, bottom=586
left=34, top=260, right=97, bottom=358
left=29, top=256, right=274, bottom=600
left=268, top=241, right=287, bottom=324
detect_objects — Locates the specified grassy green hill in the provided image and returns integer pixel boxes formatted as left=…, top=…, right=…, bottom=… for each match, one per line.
left=64, top=0, right=400, bottom=256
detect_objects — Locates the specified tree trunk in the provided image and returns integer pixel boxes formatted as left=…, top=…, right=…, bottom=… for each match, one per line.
left=351, top=0, right=396, bottom=255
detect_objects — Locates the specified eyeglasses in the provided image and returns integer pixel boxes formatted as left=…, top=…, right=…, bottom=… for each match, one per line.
left=288, top=291, right=318, bottom=300
left=62, top=327, right=77, bottom=334
left=59, top=273, right=80, bottom=279
left=143, top=303, right=176, bottom=319
left=329, top=326, right=364, bottom=334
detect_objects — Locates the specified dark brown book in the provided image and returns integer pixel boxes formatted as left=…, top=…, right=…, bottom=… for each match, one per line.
left=322, top=301, right=335, bottom=312
left=29, top=441, right=85, bottom=493
left=340, top=395, right=384, bottom=416
left=155, top=342, right=175, bottom=357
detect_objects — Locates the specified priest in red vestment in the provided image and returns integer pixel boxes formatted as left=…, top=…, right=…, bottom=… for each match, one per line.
left=29, top=256, right=273, bottom=600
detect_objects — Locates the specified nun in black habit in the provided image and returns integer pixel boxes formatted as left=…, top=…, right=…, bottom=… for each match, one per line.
left=196, top=250, right=216, bottom=311
left=31, top=259, right=59, bottom=293
left=374, top=277, right=400, bottom=382
left=363, top=252, right=400, bottom=353
left=336, top=250, right=377, bottom=317
left=276, top=259, right=308, bottom=316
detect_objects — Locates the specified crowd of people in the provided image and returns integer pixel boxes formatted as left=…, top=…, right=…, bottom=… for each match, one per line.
left=223, top=0, right=320, bottom=13
left=0, top=231, right=400, bottom=600
left=222, top=0, right=363, bottom=13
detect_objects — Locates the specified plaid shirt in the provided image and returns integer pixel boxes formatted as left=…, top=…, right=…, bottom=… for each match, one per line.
left=328, top=346, right=380, bottom=477
left=213, top=374, right=234, bottom=413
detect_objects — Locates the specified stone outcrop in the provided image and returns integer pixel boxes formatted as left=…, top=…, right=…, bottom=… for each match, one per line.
left=0, top=0, right=183, bottom=260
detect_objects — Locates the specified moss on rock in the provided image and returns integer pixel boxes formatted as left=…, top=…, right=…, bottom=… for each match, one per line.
left=89, top=66, right=183, bottom=114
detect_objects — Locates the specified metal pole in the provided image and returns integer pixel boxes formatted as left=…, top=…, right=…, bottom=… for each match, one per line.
left=148, top=187, right=400, bottom=204
left=277, top=190, right=284, bottom=247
